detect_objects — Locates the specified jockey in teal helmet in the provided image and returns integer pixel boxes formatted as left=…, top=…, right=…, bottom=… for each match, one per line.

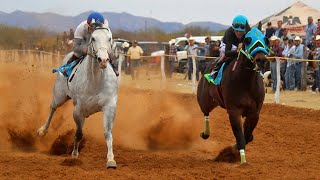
left=58, top=12, right=118, bottom=76
left=204, top=15, right=249, bottom=84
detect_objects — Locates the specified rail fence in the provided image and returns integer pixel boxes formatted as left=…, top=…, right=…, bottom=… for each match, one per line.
left=0, top=49, right=318, bottom=103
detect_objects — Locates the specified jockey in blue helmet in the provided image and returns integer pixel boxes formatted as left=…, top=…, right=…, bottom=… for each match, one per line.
left=204, top=15, right=249, bottom=84
left=60, top=12, right=118, bottom=76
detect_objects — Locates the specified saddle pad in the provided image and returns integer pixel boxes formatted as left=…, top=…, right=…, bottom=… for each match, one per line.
left=52, top=59, right=79, bottom=78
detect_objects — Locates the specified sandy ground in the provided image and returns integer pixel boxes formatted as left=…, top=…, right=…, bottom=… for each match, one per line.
left=0, top=62, right=320, bottom=179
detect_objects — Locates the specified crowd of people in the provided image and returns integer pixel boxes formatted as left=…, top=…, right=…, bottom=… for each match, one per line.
left=266, top=17, right=320, bottom=92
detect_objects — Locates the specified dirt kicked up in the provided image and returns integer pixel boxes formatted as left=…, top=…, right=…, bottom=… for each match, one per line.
left=1, top=63, right=320, bottom=179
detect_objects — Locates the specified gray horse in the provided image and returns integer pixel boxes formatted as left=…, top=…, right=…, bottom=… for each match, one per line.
left=37, top=28, right=118, bottom=168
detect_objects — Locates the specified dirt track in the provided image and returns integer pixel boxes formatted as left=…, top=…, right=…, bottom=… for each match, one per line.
left=1, top=63, right=320, bottom=179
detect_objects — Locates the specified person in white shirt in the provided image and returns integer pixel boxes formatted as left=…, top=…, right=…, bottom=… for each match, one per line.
left=185, top=38, right=198, bottom=80
left=284, top=39, right=296, bottom=90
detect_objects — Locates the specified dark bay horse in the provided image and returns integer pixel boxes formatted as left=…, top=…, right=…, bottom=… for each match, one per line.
left=197, top=23, right=268, bottom=164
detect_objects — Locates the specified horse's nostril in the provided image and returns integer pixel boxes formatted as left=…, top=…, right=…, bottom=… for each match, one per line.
left=98, top=57, right=102, bottom=62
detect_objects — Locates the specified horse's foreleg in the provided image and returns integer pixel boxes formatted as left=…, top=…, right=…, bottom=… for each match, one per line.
left=228, top=110, right=247, bottom=164
left=37, top=93, right=70, bottom=137
left=71, top=108, right=85, bottom=157
left=37, top=107, right=56, bottom=136
left=103, top=103, right=117, bottom=169
left=244, top=113, right=259, bottom=145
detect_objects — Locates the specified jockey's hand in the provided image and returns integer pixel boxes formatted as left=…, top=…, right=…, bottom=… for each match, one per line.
left=237, top=43, right=243, bottom=52
left=83, top=48, right=88, bottom=54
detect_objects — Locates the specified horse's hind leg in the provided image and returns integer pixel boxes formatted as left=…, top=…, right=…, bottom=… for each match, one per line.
left=103, top=102, right=117, bottom=168
left=198, top=96, right=218, bottom=139
left=71, top=107, right=85, bottom=157
left=37, top=89, right=70, bottom=137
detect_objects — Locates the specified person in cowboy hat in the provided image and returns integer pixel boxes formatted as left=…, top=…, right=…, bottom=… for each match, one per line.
left=269, top=35, right=283, bottom=92
left=292, top=36, right=305, bottom=90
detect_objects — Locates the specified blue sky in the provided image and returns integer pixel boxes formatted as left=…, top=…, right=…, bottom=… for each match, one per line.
left=1, top=0, right=320, bottom=25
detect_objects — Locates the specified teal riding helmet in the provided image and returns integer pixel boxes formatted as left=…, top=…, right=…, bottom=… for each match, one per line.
left=232, top=15, right=249, bottom=32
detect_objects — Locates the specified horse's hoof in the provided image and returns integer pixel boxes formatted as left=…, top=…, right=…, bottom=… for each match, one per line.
left=106, top=161, right=117, bottom=169
left=200, top=132, right=210, bottom=139
left=71, top=150, right=79, bottom=158
left=37, top=127, right=47, bottom=137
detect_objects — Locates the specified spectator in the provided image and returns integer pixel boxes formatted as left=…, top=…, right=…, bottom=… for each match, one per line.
left=205, top=36, right=211, bottom=46
left=304, top=16, right=317, bottom=50
left=185, top=37, right=198, bottom=80
left=280, top=28, right=292, bottom=48
left=314, top=19, right=320, bottom=41
left=265, top=22, right=275, bottom=39
left=63, top=31, right=68, bottom=44
left=209, top=42, right=220, bottom=57
left=122, top=42, right=130, bottom=75
left=292, top=36, right=304, bottom=90
left=275, top=20, right=283, bottom=38
left=309, top=35, right=320, bottom=92
left=269, top=35, right=283, bottom=92
left=280, top=37, right=289, bottom=90
left=284, top=39, right=296, bottom=90
left=194, top=40, right=208, bottom=75
left=69, top=28, right=74, bottom=40
left=127, top=40, right=144, bottom=80
left=168, top=39, right=178, bottom=78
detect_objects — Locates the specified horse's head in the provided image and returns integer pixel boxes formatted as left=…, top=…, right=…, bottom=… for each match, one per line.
left=240, top=22, right=269, bottom=72
left=88, top=27, right=113, bottom=69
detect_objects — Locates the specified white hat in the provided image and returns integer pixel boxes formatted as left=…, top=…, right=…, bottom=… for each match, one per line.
left=122, top=42, right=129, bottom=48
left=169, top=39, right=176, bottom=45
left=294, top=36, right=302, bottom=41
left=269, top=35, right=279, bottom=41
left=316, top=35, right=320, bottom=41
left=200, top=40, right=206, bottom=44
left=189, top=37, right=195, bottom=41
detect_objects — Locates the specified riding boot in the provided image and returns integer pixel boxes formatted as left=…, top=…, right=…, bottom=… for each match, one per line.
left=204, top=57, right=226, bottom=84
left=109, top=60, right=119, bottom=76
left=210, top=60, right=224, bottom=78
left=62, top=54, right=79, bottom=76
left=67, top=53, right=78, bottom=64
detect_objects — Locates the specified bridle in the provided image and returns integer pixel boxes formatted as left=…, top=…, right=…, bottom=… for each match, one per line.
left=87, top=27, right=112, bottom=63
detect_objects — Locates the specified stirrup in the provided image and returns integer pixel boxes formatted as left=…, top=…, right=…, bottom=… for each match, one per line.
left=204, top=73, right=217, bottom=85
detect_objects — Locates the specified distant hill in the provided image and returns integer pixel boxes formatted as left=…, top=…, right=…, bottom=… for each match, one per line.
left=0, top=11, right=228, bottom=33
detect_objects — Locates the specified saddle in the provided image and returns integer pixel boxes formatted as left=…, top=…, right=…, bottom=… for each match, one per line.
left=213, top=57, right=235, bottom=85
left=52, top=56, right=84, bottom=78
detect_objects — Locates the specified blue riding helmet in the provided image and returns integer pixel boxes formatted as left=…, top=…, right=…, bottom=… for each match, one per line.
left=244, top=27, right=269, bottom=57
left=232, top=15, right=249, bottom=32
left=87, top=12, right=105, bottom=27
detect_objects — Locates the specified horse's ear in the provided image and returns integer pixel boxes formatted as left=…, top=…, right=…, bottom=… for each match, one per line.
left=258, top=21, right=262, bottom=31
left=245, top=21, right=251, bottom=33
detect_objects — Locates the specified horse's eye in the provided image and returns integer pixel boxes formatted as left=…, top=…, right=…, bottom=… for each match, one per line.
left=109, top=38, right=111, bottom=42
left=244, top=37, right=252, bottom=45
left=92, top=38, right=95, bottom=42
